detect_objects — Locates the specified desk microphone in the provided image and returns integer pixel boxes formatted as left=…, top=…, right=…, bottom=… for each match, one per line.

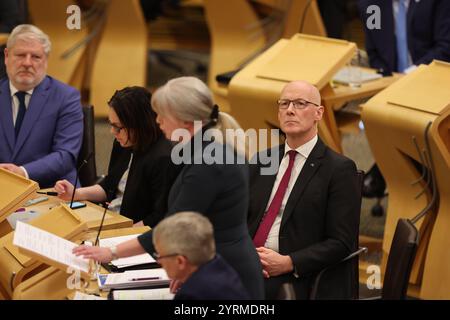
left=94, top=202, right=109, bottom=246
left=69, top=152, right=94, bottom=209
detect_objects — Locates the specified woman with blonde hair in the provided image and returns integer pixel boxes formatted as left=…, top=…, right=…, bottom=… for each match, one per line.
left=74, top=77, right=264, bottom=299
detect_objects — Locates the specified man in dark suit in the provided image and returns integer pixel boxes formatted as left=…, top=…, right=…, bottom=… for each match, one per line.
left=153, top=211, right=250, bottom=300
left=358, top=0, right=450, bottom=75
left=358, top=0, right=450, bottom=201
left=248, top=80, right=360, bottom=299
left=0, top=24, right=83, bottom=188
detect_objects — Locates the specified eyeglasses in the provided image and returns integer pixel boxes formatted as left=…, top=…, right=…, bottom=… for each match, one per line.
left=153, top=252, right=180, bottom=261
left=277, top=99, right=320, bottom=110
left=109, top=122, right=124, bottom=134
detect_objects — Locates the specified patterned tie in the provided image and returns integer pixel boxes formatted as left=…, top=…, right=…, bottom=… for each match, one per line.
left=15, top=91, right=27, bottom=138
left=253, top=150, right=297, bottom=247
left=396, top=0, right=409, bottom=72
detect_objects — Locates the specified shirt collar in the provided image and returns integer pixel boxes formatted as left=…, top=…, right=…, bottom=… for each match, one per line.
left=284, top=135, right=318, bottom=159
left=9, top=82, right=34, bottom=97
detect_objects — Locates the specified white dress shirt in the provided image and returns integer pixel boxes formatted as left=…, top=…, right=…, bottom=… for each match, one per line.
left=393, top=0, right=414, bottom=70
left=264, top=135, right=318, bottom=252
left=9, top=82, right=34, bottom=178
left=9, top=82, right=33, bottom=125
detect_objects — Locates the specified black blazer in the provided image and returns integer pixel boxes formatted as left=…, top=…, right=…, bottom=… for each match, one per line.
left=175, top=255, right=250, bottom=300
left=358, top=0, right=450, bottom=74
left=99, top=137, right=178, bottom=227
left=138, top=137, right=264, bottom=300
left=248, top=138, right=359, bottom=299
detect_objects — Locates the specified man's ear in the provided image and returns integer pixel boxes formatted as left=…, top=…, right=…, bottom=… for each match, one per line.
left=176, top=255, right=189, bottom=269
left=315, top=105, right=324, bottom=121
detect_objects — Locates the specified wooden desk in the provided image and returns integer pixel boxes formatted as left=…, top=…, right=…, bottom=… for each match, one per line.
left=361, top=61, right=450, bottom=299
left=13, top=227, right=150, bottom=300
left=0, top=192, right=133, bottom=238
left=0, top=33, right=8, bottom=45
left=228, top=36, right=400, bottom=154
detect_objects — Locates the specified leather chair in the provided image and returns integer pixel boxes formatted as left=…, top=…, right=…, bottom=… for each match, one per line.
left=381, top=218, right=419, bottom=300
left=77, top=105, right=98, bottom=187
left=310, top=218, right=419, bottom=300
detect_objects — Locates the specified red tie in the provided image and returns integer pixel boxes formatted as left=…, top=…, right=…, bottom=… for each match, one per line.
left=253, top=150, right=297, bottom=247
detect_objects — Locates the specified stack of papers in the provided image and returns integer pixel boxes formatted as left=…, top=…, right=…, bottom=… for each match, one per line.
left=100, top=235, right=156, bottom=269
left=112, top=288, right=174, bottom=300
left=333, top=66, right=382, bottom=85
left=97, top=268, right=170, bottom=290
left=13, top=221, right=90, bottom=274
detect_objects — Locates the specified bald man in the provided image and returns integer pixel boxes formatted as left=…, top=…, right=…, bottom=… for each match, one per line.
left=247, top=81, right=360, bottom=299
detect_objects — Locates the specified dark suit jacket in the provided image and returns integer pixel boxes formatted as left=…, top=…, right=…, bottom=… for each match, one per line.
left=248, top=138, right=359, bottom=299
left=138, top=135, right=264, bottom=300
left=99, top=137, right=178, bottom=227
left=175, top=255, right=250, bottom=300
left=358, top=0, right=450, bottom=74
left=0, top=76, right=83, bottom=188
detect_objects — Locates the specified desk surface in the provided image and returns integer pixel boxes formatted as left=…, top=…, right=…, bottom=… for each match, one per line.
left=12, top=226, right=151, bottom=300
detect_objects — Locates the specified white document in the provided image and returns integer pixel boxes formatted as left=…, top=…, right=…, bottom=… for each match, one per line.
left=73, top=291, right=107, bottom=300
left=99, top=268, right=170, bottom=290
left=13, top=221, right=90, bottom=273
left=333, top=66, right=382, bottom=85
left=6, top=210, right=41, bottom=229
left=113, top=288, right=174, bottom=300
left=99, top=234, right=156, bottom=267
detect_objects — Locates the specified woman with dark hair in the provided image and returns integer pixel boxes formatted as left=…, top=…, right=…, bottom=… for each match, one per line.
left=55, top=86, right=178, bottom=227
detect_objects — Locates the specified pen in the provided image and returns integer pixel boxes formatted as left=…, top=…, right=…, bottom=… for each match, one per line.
left=37, top=191, right=58, bottom=196
left=129, top=277, right=161, bottom=281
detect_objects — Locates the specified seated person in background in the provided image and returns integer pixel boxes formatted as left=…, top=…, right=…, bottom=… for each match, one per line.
left=153, top=211, right=250, bottom=300
left=358, top=0, right=450, bottom=199
left=55, top=87, right=178, bottom=227
left=358, top=0, right=450, bottom=75
left=247, top=80, right=359, bottom=299
left=0, top=24, right=83, bottom=188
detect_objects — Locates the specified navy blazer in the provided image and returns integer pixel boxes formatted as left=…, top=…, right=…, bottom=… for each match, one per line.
left=175, top=255, right=250, bottom=300
left=248, top=139, right=360, bottom=299
left=358, top=0, right=450, bottom=74
left=0, top=76, right=83, bottom=188
left=138, top=134, right=264, bottom=300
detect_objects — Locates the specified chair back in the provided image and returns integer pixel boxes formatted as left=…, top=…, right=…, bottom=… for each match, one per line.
left=350, top=169, right=364, bottom=298
left=277, top=282, right=296, bottom=300
left=382, top=219, right=419, bottom=299
left=78, top=105, right=98, bottom=187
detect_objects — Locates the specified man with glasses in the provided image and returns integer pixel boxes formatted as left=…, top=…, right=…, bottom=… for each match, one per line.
left=152, top=211, right=250, bottom=300
left=0, top=24, right=83, bottom=188
left=247, top=80, right=360, bottom=299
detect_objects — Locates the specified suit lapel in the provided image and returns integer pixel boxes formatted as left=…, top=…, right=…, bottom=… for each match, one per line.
left=0, top=79, right=15, bottom=153
left=280, top=139, right=326, bottom=229
left=407, top=0, right=417, bottom=37
left=383, top=0, right=397, bottom=71
left=13, top=77, right=50, bottom=158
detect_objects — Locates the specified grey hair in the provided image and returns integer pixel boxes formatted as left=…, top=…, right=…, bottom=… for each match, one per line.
left=151, top=76, right=246, bottom=155
left=152, top=211, right=215, bottom=266
left=7, top=24, right=52, bottom=55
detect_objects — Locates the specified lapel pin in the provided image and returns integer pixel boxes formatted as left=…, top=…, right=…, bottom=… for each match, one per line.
left=310, top=163, right=315, bottom=167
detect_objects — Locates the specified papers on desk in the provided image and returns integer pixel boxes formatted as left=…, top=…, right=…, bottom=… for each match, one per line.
left=112, top=288, right=174, bottom=300
left=333, top=66, right=382, bottom=85
left=6, top=210, right=41, bottom=229
left=13, top=221, right=90, bottom=273
left=99, top=234, right=156, bottom=269
left=73, top=291, right=107, bottom=300
left=97, top=268, right=170, bottom=290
